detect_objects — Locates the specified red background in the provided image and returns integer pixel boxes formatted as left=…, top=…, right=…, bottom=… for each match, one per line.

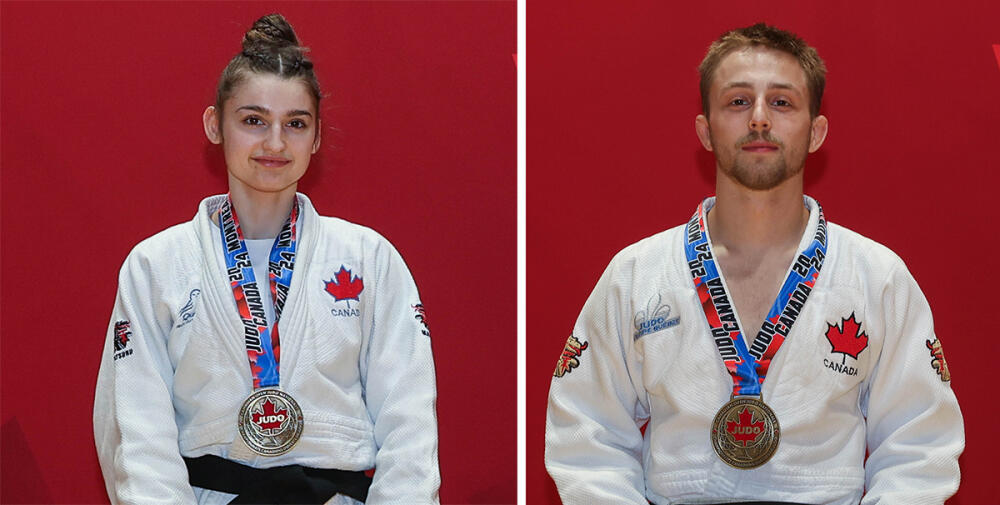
left=528, top=1, right=999, bottom=504
left=1, top=2, right=514, bottom=504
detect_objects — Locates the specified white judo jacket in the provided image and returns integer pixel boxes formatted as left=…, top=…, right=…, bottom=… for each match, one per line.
left=545, top=197, right=963, bottom=505
left=94, top=194, right=439, bottom=505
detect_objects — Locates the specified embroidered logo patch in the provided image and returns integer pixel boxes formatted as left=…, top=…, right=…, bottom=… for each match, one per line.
left=823, top=312, right=868, bottom=376
left=113, top=320, right=133, bottom=361
left=175, top=288, right=202, bottom=328
left=412, top=303, right=430, bottom=337
left=554, top=335, right=588, bottom=378
left=325, top=266, right=363, bottom=317
left=633, top=293, right=680, bottom=341
left=926, top=338, right=952, bottom=382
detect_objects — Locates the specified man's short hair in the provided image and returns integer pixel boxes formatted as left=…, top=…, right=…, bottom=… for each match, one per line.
left=698, top=23, right=827, bottom=118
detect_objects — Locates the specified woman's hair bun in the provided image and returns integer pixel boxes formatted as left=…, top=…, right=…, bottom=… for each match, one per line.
left=242, top=13, right=300, bottom=51
left=215, top=13, right=322, bottom=113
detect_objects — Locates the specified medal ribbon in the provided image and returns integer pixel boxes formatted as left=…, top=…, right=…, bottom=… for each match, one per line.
left=684, top=197, right=827, bottom=396
left=219, top=195, right=299, bottom=389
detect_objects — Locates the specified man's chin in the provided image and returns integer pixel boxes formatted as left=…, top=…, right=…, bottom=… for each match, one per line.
left=723, top=163, right=796, bottom=191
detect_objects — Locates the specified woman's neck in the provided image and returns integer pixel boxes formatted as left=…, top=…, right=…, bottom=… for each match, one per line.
left=227, top=183, right=297, bottom=240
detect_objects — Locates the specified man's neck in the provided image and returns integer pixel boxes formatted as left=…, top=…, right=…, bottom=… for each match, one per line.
left=228, top=182, right=297, bottom=240
left=707, top=170, right=808, bottom=254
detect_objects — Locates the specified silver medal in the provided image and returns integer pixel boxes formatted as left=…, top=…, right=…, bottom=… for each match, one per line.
left=237, top=388, right=304, bottom=456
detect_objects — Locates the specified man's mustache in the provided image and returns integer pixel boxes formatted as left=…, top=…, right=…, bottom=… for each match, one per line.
left=736, top=131, right=783, bottom=148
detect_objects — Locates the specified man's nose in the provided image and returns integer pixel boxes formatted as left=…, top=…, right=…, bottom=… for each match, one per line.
left=749, top=102, right=771, bottom=132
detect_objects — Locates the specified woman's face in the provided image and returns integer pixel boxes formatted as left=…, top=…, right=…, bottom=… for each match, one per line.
left=204, top=73, right=320, bottom=197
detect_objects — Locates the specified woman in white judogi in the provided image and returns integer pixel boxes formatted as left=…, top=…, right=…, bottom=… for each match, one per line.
left=94, top=14, right=439, bottom=505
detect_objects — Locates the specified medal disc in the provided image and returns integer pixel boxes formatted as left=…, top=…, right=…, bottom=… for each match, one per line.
left=238, top=389, right=304, bottom=456
left=710, top=396, right=780, bottom=469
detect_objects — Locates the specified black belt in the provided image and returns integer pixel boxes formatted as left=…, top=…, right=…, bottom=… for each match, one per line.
left=184, top=455, right=371, bottom=504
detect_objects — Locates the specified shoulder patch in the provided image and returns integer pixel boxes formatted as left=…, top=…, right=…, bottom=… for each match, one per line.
left=412, top=303, right=430, bottom=337
left=554, top=335, right=588, bottom=378
left=113, top=320, right=134, bottom=361
left=926, top=338, right=952, bottom=382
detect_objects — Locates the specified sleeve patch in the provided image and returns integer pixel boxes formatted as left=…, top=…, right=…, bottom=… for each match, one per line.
left=926, top=338, right=951, bottom=382
left=554, top=335, right=588, bottom=378
left=113, top=320, right=134, bottom=361
left=412, top=303, right=430, bottom=337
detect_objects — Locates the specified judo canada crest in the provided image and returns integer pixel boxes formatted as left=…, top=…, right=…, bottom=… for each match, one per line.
left=633, top=294, right=680, bottom=341
left=325, top=265, right=364, bottom=317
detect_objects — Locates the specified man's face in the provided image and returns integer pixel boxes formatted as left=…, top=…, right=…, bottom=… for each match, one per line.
left=695, top=47, right=827, bottom=191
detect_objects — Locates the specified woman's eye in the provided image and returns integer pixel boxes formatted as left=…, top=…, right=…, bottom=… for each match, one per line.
left=287, top=119, right=307, bottom=129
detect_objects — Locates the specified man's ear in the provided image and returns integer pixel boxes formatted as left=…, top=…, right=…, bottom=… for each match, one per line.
left=695, top=114, right=713, bottom=152
left=203, top=106, right=222, bottom=145
left=808, top=115, right=828, bottom=153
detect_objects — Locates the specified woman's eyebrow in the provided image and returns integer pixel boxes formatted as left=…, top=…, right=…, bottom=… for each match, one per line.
left=235, top=104, right=269, bottom=114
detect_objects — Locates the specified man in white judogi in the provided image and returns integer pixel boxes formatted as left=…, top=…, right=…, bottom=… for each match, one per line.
left=545, top=23, right=963, bottom=505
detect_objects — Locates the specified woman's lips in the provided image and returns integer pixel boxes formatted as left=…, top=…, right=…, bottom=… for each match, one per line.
left=252, top=157, right=291, bottom=167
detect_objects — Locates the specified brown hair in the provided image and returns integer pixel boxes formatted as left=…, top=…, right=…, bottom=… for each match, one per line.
left=215, top=14, right=322, bottom=115
left=698, top=23, right=826, bottom=117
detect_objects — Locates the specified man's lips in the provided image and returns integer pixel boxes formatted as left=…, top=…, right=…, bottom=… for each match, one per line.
left=252, top=156, right=291, bottom=167
left=741, top=142, right=779, bottom=152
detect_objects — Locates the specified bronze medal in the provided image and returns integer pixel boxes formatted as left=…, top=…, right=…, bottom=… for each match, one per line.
left=237, top=388, right=304, bottom=456
left=710, top=396, right=780, bottom=469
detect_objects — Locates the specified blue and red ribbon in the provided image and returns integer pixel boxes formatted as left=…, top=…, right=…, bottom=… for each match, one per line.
left=684, top=197, right=827, bottom=396
left=218, top=196, right=299, bottom=389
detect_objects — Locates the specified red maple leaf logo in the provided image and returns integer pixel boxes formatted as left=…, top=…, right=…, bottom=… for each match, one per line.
left=324, top=266, right=364, bottom=307
left=826, top=312, right=868, bottom=364
left=252, top=398, right=287, bottom=432
left=726, top=406, right=765, bottom=446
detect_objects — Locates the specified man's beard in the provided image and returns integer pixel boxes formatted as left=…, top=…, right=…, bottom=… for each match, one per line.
left=714, top=131, right=805, bottom=191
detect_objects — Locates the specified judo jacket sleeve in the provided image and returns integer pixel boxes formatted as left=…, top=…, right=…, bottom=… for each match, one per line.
left=94, top=247, right=198, bottom=505
left=358, top=240, right=440, bottom=504
left=860, top=261, right=964, bottom=504
left=545, top=255, right=651, bottom=503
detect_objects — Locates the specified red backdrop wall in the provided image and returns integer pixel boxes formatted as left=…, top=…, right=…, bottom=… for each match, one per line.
left=0, top=2, right=514, bottom=504
left=528, top=1, right=999, bottom=503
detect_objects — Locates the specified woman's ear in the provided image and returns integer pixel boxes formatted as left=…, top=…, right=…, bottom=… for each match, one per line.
left=203, top=106, right=223, bottom=144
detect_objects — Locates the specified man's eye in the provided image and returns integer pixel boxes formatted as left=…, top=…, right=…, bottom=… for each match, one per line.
left=243, top=116, right=265, bottom=126
left=287, top=119, right=307, bottom=129
left=772, top=99, right=790, bottom=107
left=730, top=98, right=749, bottom=106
